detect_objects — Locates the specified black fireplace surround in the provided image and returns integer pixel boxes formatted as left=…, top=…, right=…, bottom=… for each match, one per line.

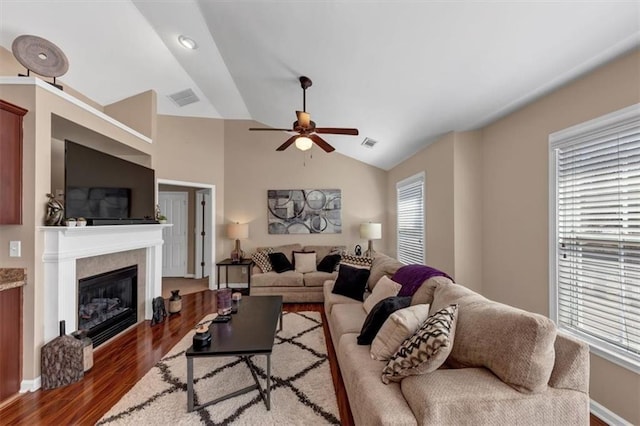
left=78, top=265, right=138, bottom=347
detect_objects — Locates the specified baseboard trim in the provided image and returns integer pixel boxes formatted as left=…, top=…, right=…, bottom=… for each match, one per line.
left=183, top=274, right=195, bottom=278
left=20, top=376, right=41, bottom=393
left=591, top=399, right=632, bottom=426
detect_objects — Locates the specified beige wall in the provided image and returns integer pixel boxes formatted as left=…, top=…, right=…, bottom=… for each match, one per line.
left=223, top=119, right=387, bottom=259
left=105, top=91, right=156, bottom=141
left=481, top=49, right=640, bottom=423
left=154, top=115, right=225, bottom=266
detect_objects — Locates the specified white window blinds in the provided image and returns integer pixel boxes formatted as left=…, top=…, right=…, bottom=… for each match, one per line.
left=550, top=104, right=640, bottom=370
left=397, top=173, right=424, bottom=265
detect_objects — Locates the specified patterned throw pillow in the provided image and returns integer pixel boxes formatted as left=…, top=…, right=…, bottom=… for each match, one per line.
left=251, top=248, right=274, bottom=273
left=381, top=304, right=458, bottom=384
left=340, top=254, right=373, bottom=269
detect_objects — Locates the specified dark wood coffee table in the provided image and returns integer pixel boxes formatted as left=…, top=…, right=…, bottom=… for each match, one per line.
left=185, top=295, right=283, bottom=412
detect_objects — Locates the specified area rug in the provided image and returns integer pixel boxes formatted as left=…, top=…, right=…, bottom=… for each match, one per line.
left=97, top=311, right=340, bottom=425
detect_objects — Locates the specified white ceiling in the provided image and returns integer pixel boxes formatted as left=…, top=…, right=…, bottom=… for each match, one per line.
left=1, top=1, right=638, bottom=170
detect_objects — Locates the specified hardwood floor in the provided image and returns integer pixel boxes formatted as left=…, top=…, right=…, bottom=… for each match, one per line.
left=0, top=290, right=606, bottom=425
left=0, top=291, right=354, bottom=425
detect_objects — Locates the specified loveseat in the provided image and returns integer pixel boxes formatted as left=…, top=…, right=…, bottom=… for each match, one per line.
left=250, top=244, right=345, bottom=303
left=324, top=252, right=590, bottom=425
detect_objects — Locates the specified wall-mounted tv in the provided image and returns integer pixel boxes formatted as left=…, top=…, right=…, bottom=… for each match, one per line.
left=64, top=140, right=155, bottom=223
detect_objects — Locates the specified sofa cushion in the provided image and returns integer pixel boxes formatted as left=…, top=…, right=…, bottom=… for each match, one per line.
left=410, top=276, right=453, bottom=306
left=251, top=270, right=304, bottom=288
left=370, top=303, right=431, bottom=361
left=304, top=271, right=337, bottom=287
left=393, top=264, right=453, bottom=297
left=251, top=248, right=274, bottom=273
left=324, top=280, right=361, bottom=316
left=258, top=244, right=302, bottom=264
left=332, top=264, right=370, bottom=301
left=303, top=245, right=346, bottom=264
left=363, top=276, right=402, bottom=314
left=430, top=282, right=557, bottom=394
left=330, top=304, right=368, bottom=338
left=293, top=251, right=317, bottom=273
left=336, top=334, right=418, bottom=426
left=269, top=252, right=294, bottom=273
left=317, top=254, right=341, bottom=273
left=367, top=252, right=404, bottom=291
left=357, top=296, right=412, bottom=345
left=382, top=304, right=458, bottom=384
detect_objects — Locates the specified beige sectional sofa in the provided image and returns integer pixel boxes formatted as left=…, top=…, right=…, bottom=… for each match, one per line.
left=324, top=253, right=590, bottom=425
left=250, top=244, right=345, bottom=303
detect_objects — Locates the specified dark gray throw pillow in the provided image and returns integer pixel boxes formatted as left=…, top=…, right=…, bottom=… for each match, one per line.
left=357, top=296, right=412, bottom=345
left=331, top=263, right=370, bottom=301
left=317, top=254, right=341, bottom=273
left=268, top=252, right=293, bottom=273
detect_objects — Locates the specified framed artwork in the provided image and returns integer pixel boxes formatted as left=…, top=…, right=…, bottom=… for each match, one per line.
left=267, top=189, right=341, bottom=234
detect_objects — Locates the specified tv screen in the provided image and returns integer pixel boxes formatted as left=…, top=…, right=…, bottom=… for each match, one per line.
left=64, top=140, right=155, bottom=221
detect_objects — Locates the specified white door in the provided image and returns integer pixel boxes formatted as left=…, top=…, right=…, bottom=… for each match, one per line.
left=159, top=191, right=188, bottom=277
left=195, top=189, right=212, bottom=279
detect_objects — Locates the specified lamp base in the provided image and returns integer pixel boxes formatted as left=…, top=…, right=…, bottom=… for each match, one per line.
left=230, top=239, right=244, bottom=263
left=363, top=240, right=376, bottom=258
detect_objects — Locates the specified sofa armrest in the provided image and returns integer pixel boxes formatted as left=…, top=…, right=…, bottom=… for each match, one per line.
left=548, top=332, right=589, bottom=393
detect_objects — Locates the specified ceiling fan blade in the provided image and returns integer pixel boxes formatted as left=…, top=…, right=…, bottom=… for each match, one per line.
left=276, top=135, right=298, bottom=151
left=296, top=111, right=311, bottom=128
left=310, top=134, right=335, bottom=153
left=315, top=127, right=359, bottom=136
left=249, top=127, right=294, bottom=131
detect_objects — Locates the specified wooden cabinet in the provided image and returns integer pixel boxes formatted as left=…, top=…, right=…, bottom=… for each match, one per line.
left=0, top=286, right=22, bottom=402
left=0, top=100, right=28, bottom=224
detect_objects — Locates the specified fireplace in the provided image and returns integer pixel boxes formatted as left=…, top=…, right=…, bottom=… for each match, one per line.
left=78, top=265, right=138, bottom=347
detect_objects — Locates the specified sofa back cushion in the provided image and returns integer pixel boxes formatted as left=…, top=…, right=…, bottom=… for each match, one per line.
left=256, top=244, right=302, bottom=264
left=430, top=282, right=557, bottom=394
left=367, top=253, right=404, bottom=291
left=303, top=245, right=346, bottom=265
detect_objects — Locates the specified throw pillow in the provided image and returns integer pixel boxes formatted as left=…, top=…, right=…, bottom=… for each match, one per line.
left=268, top=252, right=294, bottom=273
left=293, top=251, right=317, bottom=273
left=251, top=248, right=274, bottom=273
left=317, top=254, right=341, bottom=273
left=340, top=254, right=373, bottom=269
left=370, top=304, right=431, bottom=361
left=363, top=276, right=402, bottom=314
left=381, top=304, right=458, bottom=384
left=331, top=263, right=371, bottom=301
left=357, top=296, right=412, bottom=345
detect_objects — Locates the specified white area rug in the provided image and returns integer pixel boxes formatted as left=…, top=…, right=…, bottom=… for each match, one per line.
left=97, top=311, right=340, bottom=425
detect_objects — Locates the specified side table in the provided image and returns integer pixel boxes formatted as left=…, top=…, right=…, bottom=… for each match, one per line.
left=216, top=258, right=253, bottom=295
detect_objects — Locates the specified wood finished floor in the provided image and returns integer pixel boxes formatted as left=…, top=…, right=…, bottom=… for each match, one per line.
left=0, top=290, right=606, bottom=425
left=0, top=291, right=354, bottom=425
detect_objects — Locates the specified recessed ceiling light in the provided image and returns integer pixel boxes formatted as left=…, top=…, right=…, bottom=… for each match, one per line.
left=178, top=35, right=198, bottom=50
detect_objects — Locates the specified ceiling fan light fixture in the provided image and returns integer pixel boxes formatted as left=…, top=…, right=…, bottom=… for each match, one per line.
left=295, top=136, right=313, bottom=151
left=178, top=35, right=198, bottom=50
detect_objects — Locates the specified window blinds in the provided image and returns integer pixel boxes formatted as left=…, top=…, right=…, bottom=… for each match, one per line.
left=553, top=112, right=640, bottom=366
left=397, top=173, right=424, bottom=265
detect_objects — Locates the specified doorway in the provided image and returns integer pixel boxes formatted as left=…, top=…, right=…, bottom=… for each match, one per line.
left=157, top=179, right=216, bottom=291
left=158, top=191, right=188, bottom=277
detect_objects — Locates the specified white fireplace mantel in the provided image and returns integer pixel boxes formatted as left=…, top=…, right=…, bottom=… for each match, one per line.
left=40, top=224, right=170, bottom=342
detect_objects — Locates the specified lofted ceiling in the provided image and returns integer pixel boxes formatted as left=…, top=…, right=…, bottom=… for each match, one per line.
left=1, top=1, right=638, bottom=170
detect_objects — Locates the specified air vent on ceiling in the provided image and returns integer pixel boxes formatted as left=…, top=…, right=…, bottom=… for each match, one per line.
left=168, top=88, right=200, bottom=107
left=361, top=137, right=378, bottom=148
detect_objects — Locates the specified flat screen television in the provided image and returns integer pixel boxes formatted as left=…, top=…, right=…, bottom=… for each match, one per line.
left=64, top=140, right=155, bottom=223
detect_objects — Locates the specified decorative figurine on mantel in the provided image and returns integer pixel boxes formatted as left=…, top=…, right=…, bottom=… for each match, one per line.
left=45, top=193, right=64, bottom=226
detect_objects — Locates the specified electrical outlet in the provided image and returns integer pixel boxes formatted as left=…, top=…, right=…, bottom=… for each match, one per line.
left=241, top=267, right=247, bottom=275
left=9, top=241, right=21, bottom=257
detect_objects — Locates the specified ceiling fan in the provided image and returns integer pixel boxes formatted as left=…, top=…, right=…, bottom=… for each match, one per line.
left=249, top=76, right=359, bottom=153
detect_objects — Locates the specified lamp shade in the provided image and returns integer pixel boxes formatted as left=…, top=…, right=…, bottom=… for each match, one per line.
left=227, top=223, right=249, bottom=239
left=360, top=222, right=382, bottom=240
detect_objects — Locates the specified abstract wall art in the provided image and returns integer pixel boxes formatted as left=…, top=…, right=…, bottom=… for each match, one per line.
left=267, top=189, right=342, bottom=234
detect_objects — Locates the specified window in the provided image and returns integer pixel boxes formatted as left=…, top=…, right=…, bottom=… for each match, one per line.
left=397, top=172, right=424, bottom=265
left=549, top=104, right=640, bottom=372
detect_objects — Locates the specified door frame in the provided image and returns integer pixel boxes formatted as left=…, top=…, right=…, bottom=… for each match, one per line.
left=195, top=189, right=212, bottom=279
left=157, top=179, right=216, bottom=290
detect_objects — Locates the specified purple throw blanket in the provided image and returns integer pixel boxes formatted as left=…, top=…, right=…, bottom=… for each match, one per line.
left=392, top=264, right=452, bottom=297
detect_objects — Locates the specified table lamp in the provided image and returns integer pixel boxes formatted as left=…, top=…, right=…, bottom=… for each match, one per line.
left=227, top=222, right=249, bottom=263
left=360, top=222, right=382, bottom=257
